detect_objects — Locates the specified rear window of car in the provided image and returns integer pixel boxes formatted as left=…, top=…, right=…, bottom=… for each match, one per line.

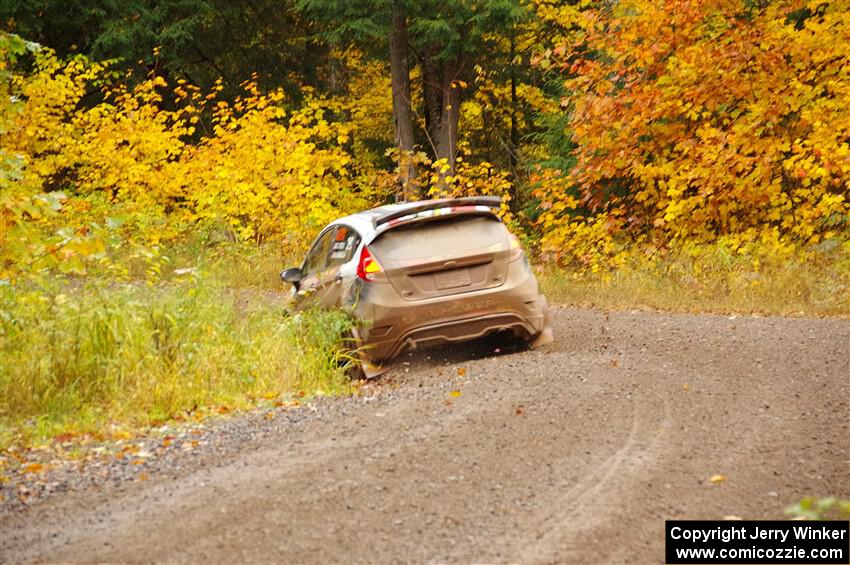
left=371, top=215, right=506, bottom=260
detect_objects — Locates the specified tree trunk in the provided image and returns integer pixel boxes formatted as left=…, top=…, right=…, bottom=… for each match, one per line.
left=421, top=48, right=443, bottom=156
left=389, top=6, right=418, bottom=201
left=509, top=31, right=519, bottom=209
left=509, top=33, right=518, bottom=176
left=434, top=58, right=462, bottom=193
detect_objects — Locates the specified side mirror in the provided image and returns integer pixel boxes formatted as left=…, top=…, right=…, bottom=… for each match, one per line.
left=280, top=267, right=303, bottom=287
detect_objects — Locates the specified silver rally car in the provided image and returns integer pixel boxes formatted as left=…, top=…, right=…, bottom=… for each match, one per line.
left=280, top=196, right=553, bottom=375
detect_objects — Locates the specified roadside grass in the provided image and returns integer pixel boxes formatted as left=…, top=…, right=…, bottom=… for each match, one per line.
left=786, top=496, right=850, bottom=520
left=539, top=242, right=850, bottom=318
left=196, top=242, right=298, bottom=291
left=0, top=275, right=355, bottom=449
left=116, top=237, right=297, bottom=291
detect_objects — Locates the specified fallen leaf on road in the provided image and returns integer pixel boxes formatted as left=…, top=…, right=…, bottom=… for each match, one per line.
left=53, top=432, right=76, bottom=443
left=710, top=474, right=726, bottom=484
left=450, top=390, right=462, bottom=398
left=611, top=359, right=619, bottom=368
left=457, top=367, right=466, bottom=377
left=515, top=405, right=525, bottom=416
left=23, top=463, right=44, bottom=474
left=682, top=383, right=689, bottom=390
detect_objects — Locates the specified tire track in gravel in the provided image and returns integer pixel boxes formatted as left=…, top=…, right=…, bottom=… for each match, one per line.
left=517, top=398, right=674, bottom=564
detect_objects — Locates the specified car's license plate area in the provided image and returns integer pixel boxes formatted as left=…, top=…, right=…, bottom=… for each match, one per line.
left=434, top=268, right=471, bottom=290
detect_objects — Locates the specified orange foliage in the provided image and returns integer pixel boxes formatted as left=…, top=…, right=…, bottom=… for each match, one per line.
left=536, top=0, right=850, bottom=266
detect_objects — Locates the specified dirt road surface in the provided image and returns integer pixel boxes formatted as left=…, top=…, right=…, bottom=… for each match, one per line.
left=2, top=308, right=848, bottom=564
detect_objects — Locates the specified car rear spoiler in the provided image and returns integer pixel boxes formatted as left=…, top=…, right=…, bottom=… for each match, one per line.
left=373, top=196, right=502, bottom=230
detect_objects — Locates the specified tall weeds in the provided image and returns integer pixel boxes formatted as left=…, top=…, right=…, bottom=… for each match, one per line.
left=0, top=277, right=354, bottom=447
left=540, top=241, right=850, bottom=317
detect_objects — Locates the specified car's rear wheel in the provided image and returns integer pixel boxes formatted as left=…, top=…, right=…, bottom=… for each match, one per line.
left=342, top=327, right=387, bottom=380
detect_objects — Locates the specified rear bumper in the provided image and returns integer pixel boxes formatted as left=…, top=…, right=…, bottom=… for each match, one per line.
left=350, top=259, right=548, bottom=362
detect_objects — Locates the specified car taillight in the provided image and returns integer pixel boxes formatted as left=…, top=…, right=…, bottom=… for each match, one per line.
left=508, top=233, right=524, bottom=262
left=356, top=246, right=383, bottom=281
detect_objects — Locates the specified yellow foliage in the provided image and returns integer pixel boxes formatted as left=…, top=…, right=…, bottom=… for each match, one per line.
left=337, top=49, right=395, bottom=164
left=1, top=42, right=373, bottom=281
left=422, top=146, right=516, bottom=225
left=540, top=211, right=627, bottom=275
left=184, top=89, right=366, bottom=244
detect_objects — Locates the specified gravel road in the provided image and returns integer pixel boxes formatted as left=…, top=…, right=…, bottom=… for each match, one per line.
left=2, top=308, right=848, bottom=564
